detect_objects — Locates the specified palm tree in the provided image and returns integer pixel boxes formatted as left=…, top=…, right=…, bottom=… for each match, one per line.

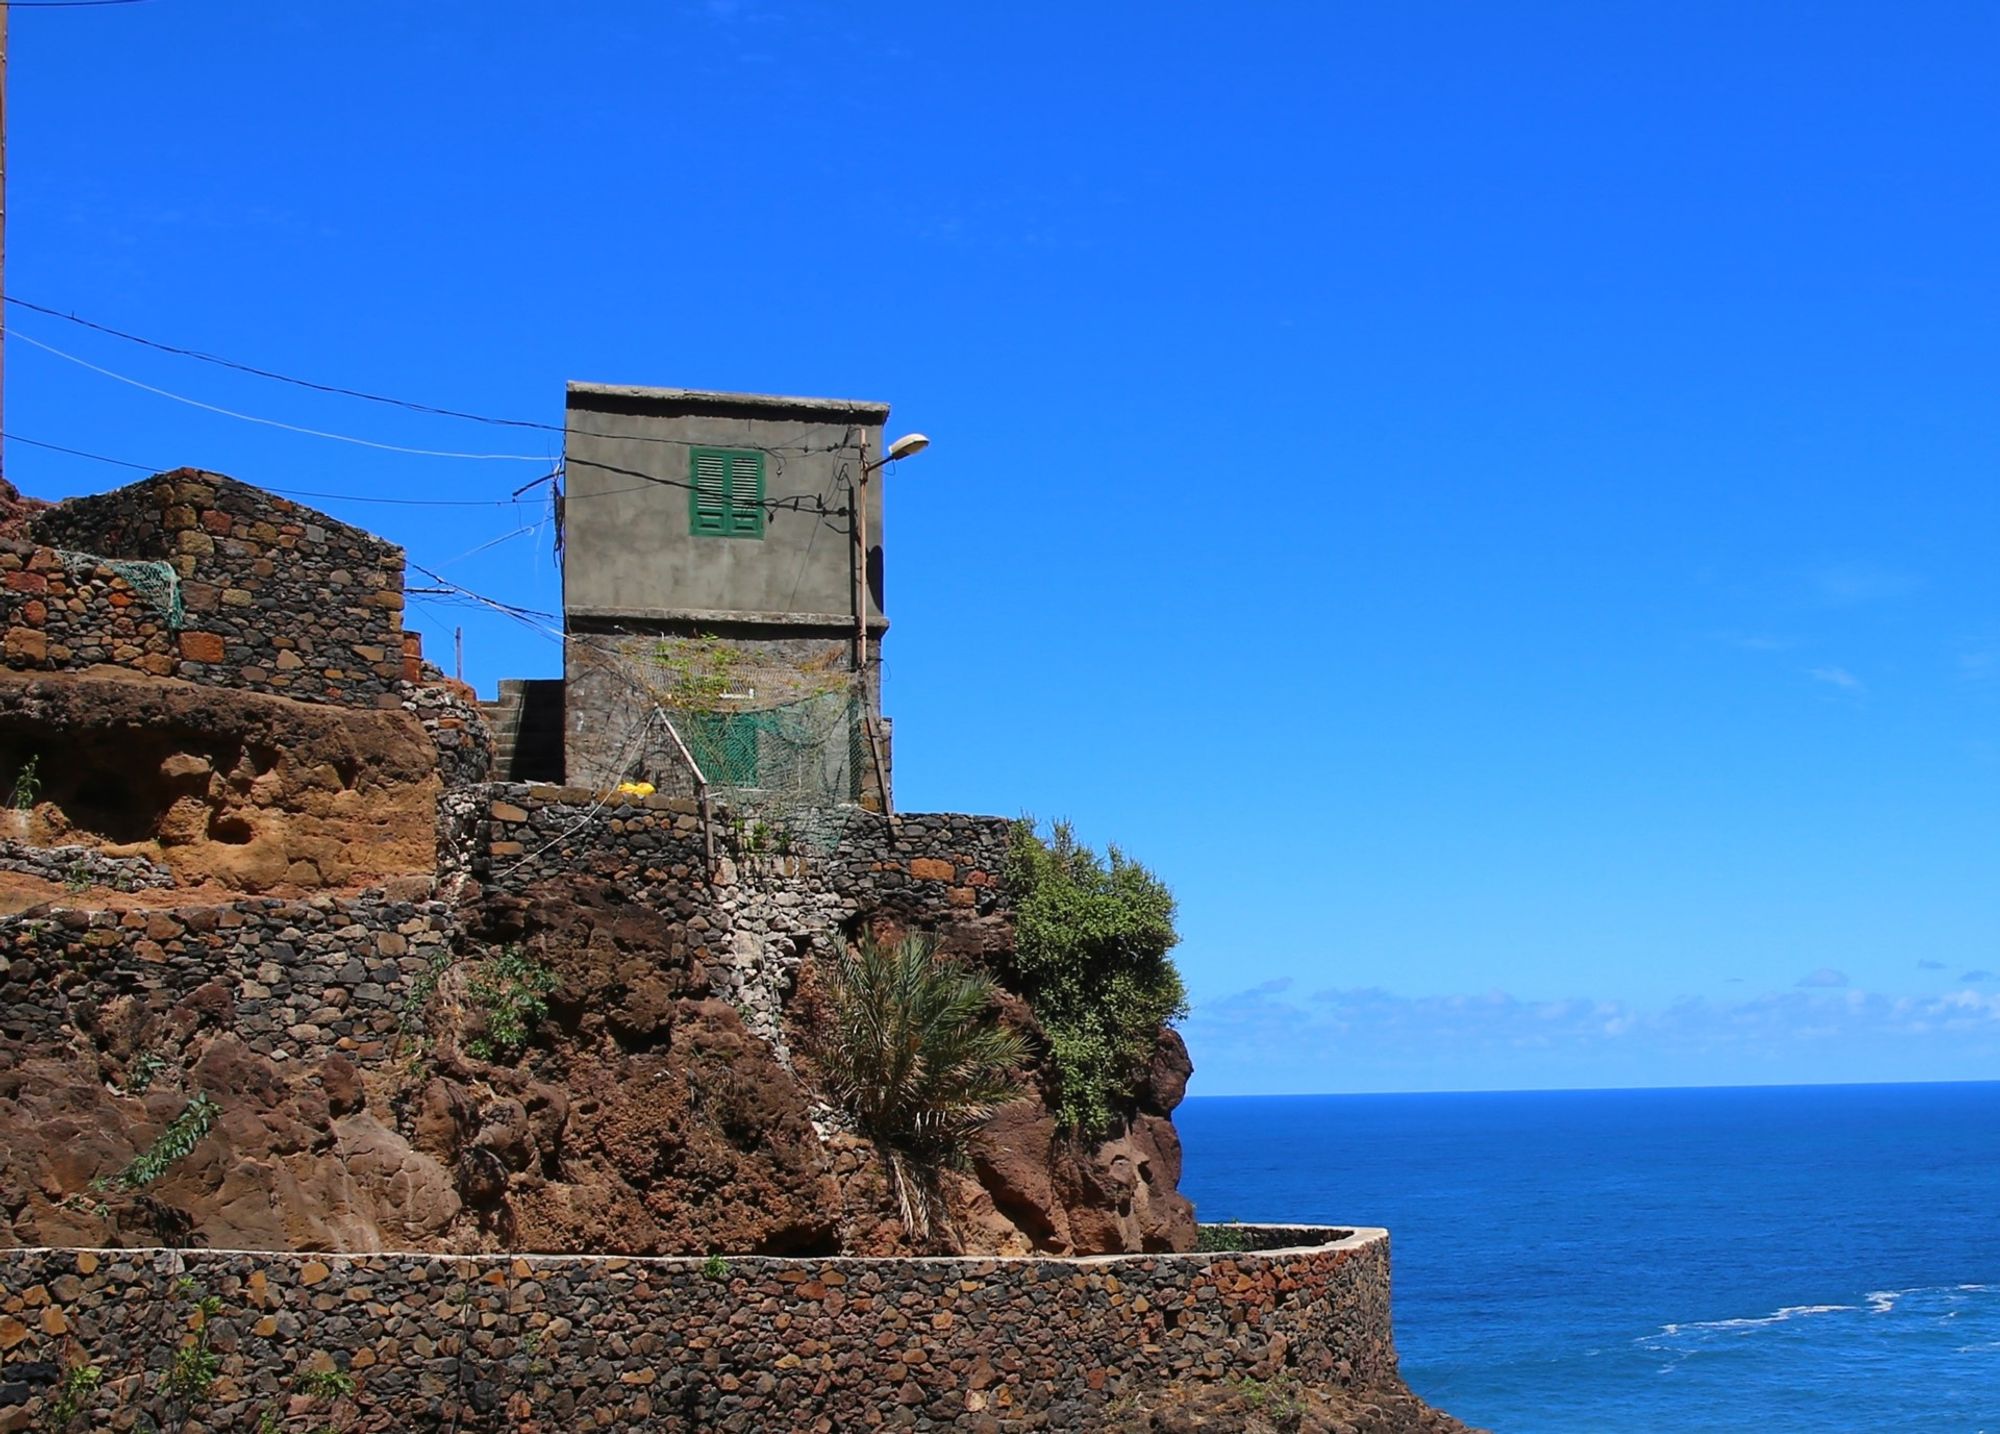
left=809, top=930, right=1028, bottom=1245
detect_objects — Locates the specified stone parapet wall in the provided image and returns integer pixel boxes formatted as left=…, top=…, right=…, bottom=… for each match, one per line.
left=0, top=891, right=452, bottom=1067
left=18, top=470, right=411, bottom=710
left=0, top=1228, right=1394, bottom=1432
left=477, top=786, right=1013, bottom=1053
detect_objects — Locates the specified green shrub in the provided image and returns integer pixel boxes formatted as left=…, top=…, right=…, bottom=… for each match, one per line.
left=465, top=948, right=558, bottom=1061
left=808, top=931, right=1028, bottom=1243
left=1004, top=819, right=1186, bottom=1135
left=93, top=1091, right=220, bottom=1191
left=1195, top=1221, right=1253, bottom=1252
left=40, top=1362, right=102, bottom=1432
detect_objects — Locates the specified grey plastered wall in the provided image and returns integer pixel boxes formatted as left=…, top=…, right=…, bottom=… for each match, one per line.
left=561, top=384, right=888, bottom=626
left=560, top=385, right=893, bottom=792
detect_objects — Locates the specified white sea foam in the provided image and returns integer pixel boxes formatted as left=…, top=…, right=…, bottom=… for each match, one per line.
left=1650, top=1303, right=1856, bottom=1341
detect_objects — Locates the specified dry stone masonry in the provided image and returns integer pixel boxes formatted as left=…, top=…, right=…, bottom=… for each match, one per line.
left=16, top=470, right=416, bottom=708
left=0, top=1228, right=1395, bottom=1432
left=0, top=470, right=1436, bottom=1430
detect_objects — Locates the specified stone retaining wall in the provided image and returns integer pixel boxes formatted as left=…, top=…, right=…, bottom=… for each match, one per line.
left=478, top=786, right=1014, bottom=1053
left=0, top=893, right=453, bottom=1067
left=0, top=1227, right=1394, bottom=1432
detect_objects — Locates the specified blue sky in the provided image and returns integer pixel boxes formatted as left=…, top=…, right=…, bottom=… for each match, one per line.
left=10, top=2, right=1999, bottom=1092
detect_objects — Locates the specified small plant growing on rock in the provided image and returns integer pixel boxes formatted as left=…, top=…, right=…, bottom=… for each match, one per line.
left=125, top=1050, right=171, bottom=1094
left=39, top=1361, right=103, bottom=1432
left=92, top=1091, right=220, bottom=1191
left=294, top=1368, right=357, bottom=1399
left=700, top=1254, right=729, bottom=1282
left=465, top=947, right=559, bottom=1061
left=11, top=754, right=41, bottom=811
left=807, top=930, right=1028, bottom=1245
left=154, top=1277, right=224, bottom=1429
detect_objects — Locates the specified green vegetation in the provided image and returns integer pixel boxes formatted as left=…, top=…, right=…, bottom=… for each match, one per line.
left=157, top=1277, right=224, bottom=1426
left=399, top=944, right=454, bottom=1034
left=700, top=1254, right=730, bottom=1282
left=1004, top=819, right=1186, bottom=1134
left=39, top=1363, right=102, bottom=1432
left=1195, top=1221, right=1254, bottom=1252
left=652, top=634, right=744, bottom=709
left=1229, top=1373, right=1307, bottom=1421
left=125, top=1050, right=170, bottom=1094
left=11, top=754, right=41, bottom=811
left=93, top=1091, right=220, bottom=1191
left=293, top=1368, right=357, bottom=1400
left=808, top=931, right=1029, bottom=1244
left=464, top=947, right=559, bottom=1062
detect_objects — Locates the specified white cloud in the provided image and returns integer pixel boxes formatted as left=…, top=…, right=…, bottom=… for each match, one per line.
left=1181, top=978, right=2000, bottom=1093
left=1802, top=561, right=1921, bottom=609
left=1808, top=666, right=1864, bottom=693
left=1797, top=967, right=1850, bottom=988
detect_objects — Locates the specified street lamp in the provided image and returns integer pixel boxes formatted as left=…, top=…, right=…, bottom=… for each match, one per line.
left=854, top=434, right=930, bottom=666
left=854, top=433, right=929, bottom=818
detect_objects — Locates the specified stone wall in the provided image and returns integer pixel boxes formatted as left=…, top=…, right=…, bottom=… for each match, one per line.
left=0, top=543, right=181, bottom=681
left=0, top=892, right=453, bottom=1067
left=18, top=470, right=411, bottom=710
left=479, top=785, right=1010, bottom=1055
left=0, top=1227, right=1394, bottom=1432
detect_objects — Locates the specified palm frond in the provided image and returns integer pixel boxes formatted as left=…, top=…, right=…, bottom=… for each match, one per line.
left=807, top=930, right=1029, bottom=1244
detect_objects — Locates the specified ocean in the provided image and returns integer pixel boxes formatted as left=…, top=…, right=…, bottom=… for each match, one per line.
left=1175, top=1083, right=2000, bottom=1433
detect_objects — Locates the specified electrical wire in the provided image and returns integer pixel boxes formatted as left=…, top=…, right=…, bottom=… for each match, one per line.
left=6, top=295, right=876, bottom=462
left=5, top=295, right=549, bottom=431
left=4, top=432, right=155, bottom=472
left=1, top=0, right=151, bottom=7
left=11, top=328, right=553, bottom=461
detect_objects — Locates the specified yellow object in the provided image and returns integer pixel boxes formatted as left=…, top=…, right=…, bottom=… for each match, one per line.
left=616, top=781, right=656, bottom=797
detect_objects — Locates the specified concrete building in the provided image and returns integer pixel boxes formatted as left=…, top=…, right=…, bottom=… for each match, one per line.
left=492, top=383, right=899, bottom=809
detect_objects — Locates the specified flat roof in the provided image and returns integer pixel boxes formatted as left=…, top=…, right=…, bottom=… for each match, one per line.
left=565, top=381, right=890, bottom=421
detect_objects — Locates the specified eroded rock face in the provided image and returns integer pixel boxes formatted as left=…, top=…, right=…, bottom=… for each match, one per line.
left=0, top=673, right=439, bottom=892
left=0, top=1043, right=462, bottom=1253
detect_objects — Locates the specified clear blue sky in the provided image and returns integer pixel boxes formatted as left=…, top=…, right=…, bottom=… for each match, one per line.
left=10, top=2, right=1999, bottom=1092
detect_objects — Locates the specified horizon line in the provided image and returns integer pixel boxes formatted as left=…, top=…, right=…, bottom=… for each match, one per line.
left=1182, top=1076, right=2000, bottom=1100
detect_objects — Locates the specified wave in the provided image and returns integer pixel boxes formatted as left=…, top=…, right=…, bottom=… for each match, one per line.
left=1644, top=1282, right=1999, bottom=1352
left=1652, top=1304, right=1856, bottom=1340
left=1867, top=1283, right=1992, bottom=1315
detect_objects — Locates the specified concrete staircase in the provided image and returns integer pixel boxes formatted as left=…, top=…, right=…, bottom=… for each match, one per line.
left=478, top=678, right=565, bottom=783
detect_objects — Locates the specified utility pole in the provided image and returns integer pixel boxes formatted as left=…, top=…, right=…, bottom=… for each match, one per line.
left=1, top=3, right=10, bottom=485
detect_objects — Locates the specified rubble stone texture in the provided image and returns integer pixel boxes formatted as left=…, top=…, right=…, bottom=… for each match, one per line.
left=0, top=1231, right=1402, bottom=1432
left=0, top=470, right=1461, bottom=1431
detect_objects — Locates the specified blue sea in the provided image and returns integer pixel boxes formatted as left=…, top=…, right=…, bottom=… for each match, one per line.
left=1177, top=1083, right=2000, bottom=1433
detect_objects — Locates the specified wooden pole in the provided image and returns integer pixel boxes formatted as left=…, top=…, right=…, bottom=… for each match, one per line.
left=1, top=3, right=10, bottom=485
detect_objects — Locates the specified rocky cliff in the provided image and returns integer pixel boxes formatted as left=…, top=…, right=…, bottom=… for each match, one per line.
left=0, top=476, right=1195, bottom=1260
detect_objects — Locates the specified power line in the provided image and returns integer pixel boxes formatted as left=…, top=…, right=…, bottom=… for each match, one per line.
left=11, top=327, right=553, bottom=461
left=5, top=295, right=549, bottom=430
left=5, top=426, right=564, bottom=504
left=1, top=1, right=151, bottom=8
left=5, top=432, right=154, bottom=472
left=6, top=295, right=873, bottom=462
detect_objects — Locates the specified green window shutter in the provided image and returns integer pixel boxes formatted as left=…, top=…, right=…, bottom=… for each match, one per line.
left=725, top=451, right=765, bottom=537
left=688, top=448, right=765, bottom=539
left=690, top=450, right=729, bottom=535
